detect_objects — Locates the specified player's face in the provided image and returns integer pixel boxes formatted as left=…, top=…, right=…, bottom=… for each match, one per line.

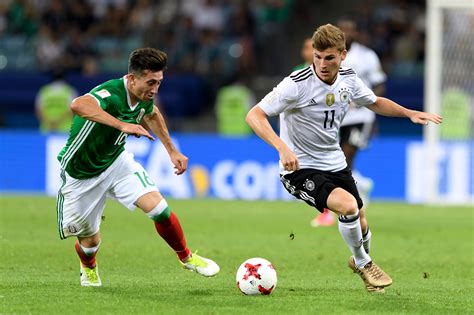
left=313, top=47, right=346, bottom=84
left=128, top=70, right=163, bottom=102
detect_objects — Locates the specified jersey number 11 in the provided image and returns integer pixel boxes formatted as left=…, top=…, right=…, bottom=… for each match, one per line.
left=324, top=110, right=335, bottom=129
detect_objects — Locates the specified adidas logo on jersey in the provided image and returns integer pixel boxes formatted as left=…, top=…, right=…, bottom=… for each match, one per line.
left=308, top=98, right=317, bottom=106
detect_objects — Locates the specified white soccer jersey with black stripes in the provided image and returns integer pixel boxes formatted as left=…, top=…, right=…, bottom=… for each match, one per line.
left=258, top=65, right=376, bottom=173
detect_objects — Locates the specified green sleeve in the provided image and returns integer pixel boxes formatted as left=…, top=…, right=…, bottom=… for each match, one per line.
left=88, top=88, right=112, bottom=110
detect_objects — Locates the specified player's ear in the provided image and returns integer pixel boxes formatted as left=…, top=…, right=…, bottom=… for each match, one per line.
left=127, top=73, right=136, bottom=86
left=341, top=49, right=347, bottom=61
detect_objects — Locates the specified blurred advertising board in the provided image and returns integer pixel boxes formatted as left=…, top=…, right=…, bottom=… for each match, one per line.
left=0, top=132, right=472, bottom=203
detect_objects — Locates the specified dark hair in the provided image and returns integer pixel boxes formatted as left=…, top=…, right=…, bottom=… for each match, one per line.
left=128, top=48, right=167, bottom=75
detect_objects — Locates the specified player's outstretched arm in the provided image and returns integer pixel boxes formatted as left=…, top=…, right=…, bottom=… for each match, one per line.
left=142, top=105, right=188, bottom=175
left=71, top=95, right=154, bottom=140
left=367, top=97, right=443, bottom=125
left=246, top=105, right=300, bottom=171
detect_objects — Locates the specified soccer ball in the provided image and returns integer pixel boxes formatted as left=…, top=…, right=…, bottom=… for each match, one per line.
left=236, top=257, right=277, bottom=295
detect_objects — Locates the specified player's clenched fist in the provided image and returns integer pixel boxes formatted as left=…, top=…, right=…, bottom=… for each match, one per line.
left=279, top=147, right=300, bottom=171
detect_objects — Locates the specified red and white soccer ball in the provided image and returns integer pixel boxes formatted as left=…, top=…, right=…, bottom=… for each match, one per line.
left=236, top=257, right=277, bottom=295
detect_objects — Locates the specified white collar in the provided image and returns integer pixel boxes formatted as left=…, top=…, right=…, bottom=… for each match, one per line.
left=311, top=64, right=339, bottom=87
left=123, top=75, right=139, bottom=110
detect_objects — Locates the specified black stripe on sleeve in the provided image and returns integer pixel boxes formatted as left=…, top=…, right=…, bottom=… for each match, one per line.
left=293, top=73, right=312, bottom=82
left=290, top=67, right=311, bottom=80
left=339, top=68, right=355, bottom=76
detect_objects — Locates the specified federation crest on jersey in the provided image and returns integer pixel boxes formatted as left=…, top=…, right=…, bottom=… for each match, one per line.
left=339, top=90, right=350, bottom=104
left=325, top=93, right=335, bottom=106
left=67, top=223, right=79, bottom=234
left=304, top=179, right=315, bottom=191
left=136, top=108, right=145, bottom=123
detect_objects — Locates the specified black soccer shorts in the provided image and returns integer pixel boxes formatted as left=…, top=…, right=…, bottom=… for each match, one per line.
left=280, top=167, right=363, bottom=212
left=339, top=122, right=374, bottom=149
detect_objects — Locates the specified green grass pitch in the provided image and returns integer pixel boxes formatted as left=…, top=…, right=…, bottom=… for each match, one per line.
left=1, top=196, right=472, bottom=314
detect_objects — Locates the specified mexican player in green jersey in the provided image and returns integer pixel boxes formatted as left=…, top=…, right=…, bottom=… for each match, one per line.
left=56, top=48, right=219, bottom=287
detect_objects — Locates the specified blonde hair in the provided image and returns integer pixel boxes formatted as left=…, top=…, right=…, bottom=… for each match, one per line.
left=312, top=24, right=346, bottom=52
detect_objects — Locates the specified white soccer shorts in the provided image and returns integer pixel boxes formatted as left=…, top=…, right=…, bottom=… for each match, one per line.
left=56, top=150, right=158, bottom=239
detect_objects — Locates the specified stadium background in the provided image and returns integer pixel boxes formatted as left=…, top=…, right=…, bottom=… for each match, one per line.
left=1, top=1, right=473, bottom=314
left=0, top=0, right=471, bottom=202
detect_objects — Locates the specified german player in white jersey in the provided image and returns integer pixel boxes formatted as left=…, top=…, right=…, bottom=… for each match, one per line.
left=246, top=24, right=442, bottom=293
left=311, top=18, right=386, bottom=227
left=56, top=48, right=219, bottom=287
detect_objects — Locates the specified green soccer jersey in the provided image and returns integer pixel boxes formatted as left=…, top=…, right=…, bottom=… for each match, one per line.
left=58, top=77, right=154, bottom=179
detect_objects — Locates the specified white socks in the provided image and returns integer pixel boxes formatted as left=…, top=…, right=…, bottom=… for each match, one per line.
left=338, top=210, right=371, bottom=269
left=146, top=199, right=169, bottom=221
left=80, top=242, right=100, bottom=256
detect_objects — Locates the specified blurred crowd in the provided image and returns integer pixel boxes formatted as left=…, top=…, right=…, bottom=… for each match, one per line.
left=0, top=0, right=431, bottom=131
left=1, top=0, right=427, bottom=78
left=350, top=0, right=426, bottom=77
left=1, top=0, right=294, bottom=82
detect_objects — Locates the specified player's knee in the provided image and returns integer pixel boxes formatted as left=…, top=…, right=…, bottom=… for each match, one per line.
left=78, top=233, right=101, bottom=248
left=137, top=191, right=163, bottom=212
left=338, top=198, right=359, bottom=216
